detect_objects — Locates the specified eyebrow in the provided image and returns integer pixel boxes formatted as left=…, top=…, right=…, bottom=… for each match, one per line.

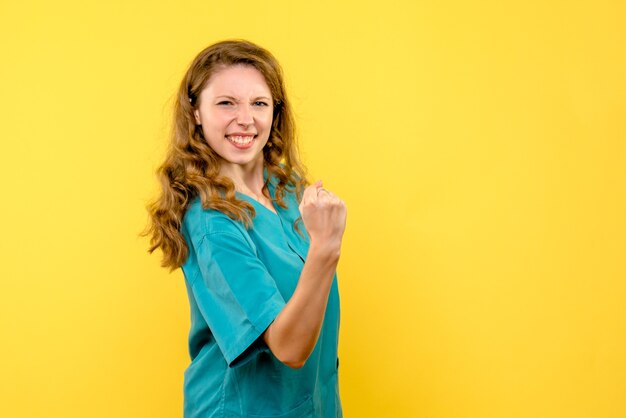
left=215, top=95, right=272, bottom=101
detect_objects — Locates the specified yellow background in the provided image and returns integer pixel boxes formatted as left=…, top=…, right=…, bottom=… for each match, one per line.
left=1, top=1, right=625, bottom=417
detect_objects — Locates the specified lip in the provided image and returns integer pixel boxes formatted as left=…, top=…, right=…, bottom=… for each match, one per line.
left=226, top=132, right=256, bottom=137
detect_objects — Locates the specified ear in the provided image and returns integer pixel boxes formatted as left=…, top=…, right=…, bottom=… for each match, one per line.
left=193, top=109, right=201, bottom=125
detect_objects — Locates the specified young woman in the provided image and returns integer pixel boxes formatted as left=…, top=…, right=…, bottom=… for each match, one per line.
left=144, top=39, right=347, bottom=417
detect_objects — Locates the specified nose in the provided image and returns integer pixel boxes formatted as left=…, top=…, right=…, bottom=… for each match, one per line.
left=236, top=104, right=254, bottom=126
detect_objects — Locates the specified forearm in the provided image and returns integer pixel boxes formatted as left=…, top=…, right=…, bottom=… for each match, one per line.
left=263, top=241, right=339, bottom=368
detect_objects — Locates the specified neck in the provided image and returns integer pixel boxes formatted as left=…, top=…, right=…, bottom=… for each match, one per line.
left=219, top=159, right=266, bottom=196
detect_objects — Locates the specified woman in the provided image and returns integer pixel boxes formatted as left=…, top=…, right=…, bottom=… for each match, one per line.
left=143, top=39, right=347, bottom=418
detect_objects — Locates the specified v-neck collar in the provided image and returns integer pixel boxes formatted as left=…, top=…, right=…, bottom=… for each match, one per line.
left=235, top=166, right=279, bottom=217
left=236, top=192, right=279, bottom=217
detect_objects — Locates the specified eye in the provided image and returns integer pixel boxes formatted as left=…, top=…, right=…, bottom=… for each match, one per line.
left=217, top=100, right=234, bottom=106
left=253, top=101, right=269, bottom=107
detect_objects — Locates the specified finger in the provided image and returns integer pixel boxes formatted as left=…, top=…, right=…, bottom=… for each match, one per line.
left=317, top=189, right=336, bottom=201
left=314, top=180, right=324, bottom=193
left=328, top=195, right=341, bottom=204
left=310, top=181, right=325, bottom=199
left=301, top=182, right=320, bottom=205
left=316, top=192, right=331, bottom=204
left=305, top=182, right=320, bottom=198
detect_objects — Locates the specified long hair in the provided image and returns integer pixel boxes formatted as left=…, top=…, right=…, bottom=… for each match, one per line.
left=142, top=40, right=308, bottom=270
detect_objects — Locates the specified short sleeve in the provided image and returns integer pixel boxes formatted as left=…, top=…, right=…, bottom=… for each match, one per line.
left=190, top=230, right=286, bottom=367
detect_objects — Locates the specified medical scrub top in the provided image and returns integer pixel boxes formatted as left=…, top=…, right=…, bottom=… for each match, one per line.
left=179, top=174, right=341, bottom=418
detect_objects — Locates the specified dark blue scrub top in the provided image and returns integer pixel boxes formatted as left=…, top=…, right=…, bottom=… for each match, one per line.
left=180, top=173, right=341, bottom=418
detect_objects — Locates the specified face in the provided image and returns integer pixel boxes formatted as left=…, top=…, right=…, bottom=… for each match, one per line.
left=193, top=65, right=274, bottom=176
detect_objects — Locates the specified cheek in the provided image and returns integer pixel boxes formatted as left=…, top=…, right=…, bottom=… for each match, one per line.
left=260, top=113, right=274, bottom=130
left=202, top=112, right=231, bottom=131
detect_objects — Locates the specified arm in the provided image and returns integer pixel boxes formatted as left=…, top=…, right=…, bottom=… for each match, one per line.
left=263, top=181, right=347, bottom=368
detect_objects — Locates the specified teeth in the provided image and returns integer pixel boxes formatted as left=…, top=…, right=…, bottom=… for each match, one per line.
left=227, top=135, right=254, bottom=145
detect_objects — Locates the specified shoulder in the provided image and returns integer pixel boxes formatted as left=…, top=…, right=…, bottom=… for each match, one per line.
left=182, top=196, right=250, bottom=248
left=267, top=171, right=303, bottom=206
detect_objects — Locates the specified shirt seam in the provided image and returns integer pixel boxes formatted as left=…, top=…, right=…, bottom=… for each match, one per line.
left=188, top=231, right=256, bottom=288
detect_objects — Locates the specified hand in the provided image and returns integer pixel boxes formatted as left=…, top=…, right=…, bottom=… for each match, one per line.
left=298, top=180, right=347, bottom=253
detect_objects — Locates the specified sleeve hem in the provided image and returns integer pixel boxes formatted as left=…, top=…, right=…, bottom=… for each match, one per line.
left=225, top=295, right=285, bottom=368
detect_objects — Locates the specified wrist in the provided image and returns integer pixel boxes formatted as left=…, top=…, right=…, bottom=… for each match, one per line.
left=308, top=239, right=341, bottom=264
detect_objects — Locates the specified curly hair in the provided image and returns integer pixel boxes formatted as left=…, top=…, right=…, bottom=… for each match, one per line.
left=142, top=40, right=309, bottom=271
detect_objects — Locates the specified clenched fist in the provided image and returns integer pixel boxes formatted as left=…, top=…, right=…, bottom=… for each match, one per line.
left=299, top=180, right=347, bottom=254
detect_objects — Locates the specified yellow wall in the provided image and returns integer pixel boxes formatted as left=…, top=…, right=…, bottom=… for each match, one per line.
left=1, top=1, right=625, bottom=417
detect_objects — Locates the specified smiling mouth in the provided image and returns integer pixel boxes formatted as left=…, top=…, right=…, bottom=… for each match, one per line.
left=226, top=135, right=255, bottom=145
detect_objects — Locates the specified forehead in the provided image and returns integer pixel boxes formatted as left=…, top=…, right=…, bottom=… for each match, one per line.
left=201, top=64, right=271, bottom=98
